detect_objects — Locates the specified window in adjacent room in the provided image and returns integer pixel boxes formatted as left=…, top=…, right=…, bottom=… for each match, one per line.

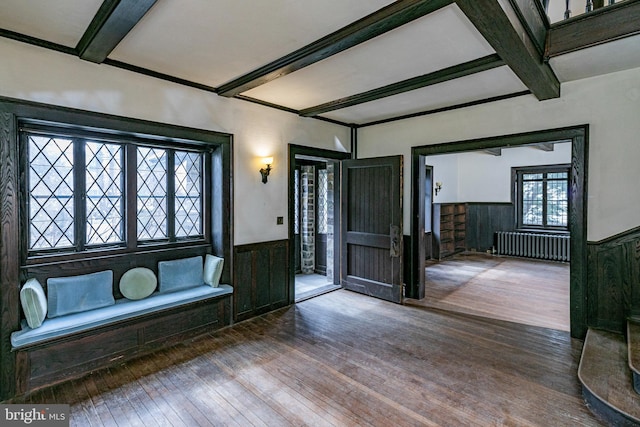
left=514, top=165, right=570, bottom=231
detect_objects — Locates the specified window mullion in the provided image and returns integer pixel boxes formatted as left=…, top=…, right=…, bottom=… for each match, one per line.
left=75, top=139, right=86, bottom=252
left=125, top=144, right=137, bottom=249
left=542, top=174, right=548, bottom=228
left=167, top=149, right=176, bottom=241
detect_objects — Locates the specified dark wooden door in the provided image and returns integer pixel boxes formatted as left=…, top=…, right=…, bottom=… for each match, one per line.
left=341, top=156, right=403, bottom=303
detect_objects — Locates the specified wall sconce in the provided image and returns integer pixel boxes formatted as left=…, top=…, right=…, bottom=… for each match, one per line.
left=434, top=181, right=442, bottom=196
left=260, top=157, right=273, bottom=184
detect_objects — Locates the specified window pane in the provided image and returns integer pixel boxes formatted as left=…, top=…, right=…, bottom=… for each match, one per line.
left=523, top=173, right=543, bottom=181
left=547, top=178, right=568, bottom=226
left=28, top=135, right=75, bottom=250
left=317, top=169, right=328, bottom=234
left=522, top=180, right=543, bottom=225
left=137, top=147, right=167, bottom=240
left=547, top=172, right=568, bottom=180
left=175, top=151, right=202, bottom=237
left=86, top=141, right=123, bottom=245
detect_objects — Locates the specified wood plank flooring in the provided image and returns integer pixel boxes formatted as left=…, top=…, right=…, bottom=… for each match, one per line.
left=14, top=289, right=600, bottom=426
left=409, top=253, right=570, bottom=331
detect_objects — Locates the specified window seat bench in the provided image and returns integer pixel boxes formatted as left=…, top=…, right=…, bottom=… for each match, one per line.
left=11, top=254, right=232, bottom=397
left=11, top=285, right=232, bottom=349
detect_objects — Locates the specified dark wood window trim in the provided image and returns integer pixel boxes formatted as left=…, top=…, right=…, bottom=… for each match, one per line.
left=19, top=122, right=212, bottom=264
left=512, top=163, right=571, bottom=233
left=0, top=96, right=233, bottom=401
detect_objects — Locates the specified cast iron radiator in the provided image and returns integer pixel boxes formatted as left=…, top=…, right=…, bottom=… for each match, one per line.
left=495, top=231, right=570, bottom=262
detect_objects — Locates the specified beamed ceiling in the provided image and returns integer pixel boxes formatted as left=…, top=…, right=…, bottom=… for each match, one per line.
left=1, top=0, right=640, bottom=127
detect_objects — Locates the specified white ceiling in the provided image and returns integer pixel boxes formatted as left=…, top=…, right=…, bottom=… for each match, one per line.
left=0, top=0, right=638, bottom=126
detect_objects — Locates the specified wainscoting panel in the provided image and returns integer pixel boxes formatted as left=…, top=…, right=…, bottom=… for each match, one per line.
left=587, top=226, right=640, bottom=333
left=234, top=240, right=289, bottom=322
left=466, top=203, right=515, bottom=253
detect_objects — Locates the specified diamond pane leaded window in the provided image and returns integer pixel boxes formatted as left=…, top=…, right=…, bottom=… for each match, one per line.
left=175, top=151, right=202, bottom=237
left=86, top=141, right=123, bottom=245
left=137, top=147, right=167, bottom=240
left=317, top=169, right=328, bottom=234
left=28, top=135, right=75, bottom=250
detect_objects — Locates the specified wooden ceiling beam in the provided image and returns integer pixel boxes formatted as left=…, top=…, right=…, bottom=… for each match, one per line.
left=299, top=54, right=504, bottom=117
left=77, top=0, right=157, bottom=63
left=546, top=0, right=640, bottom=58
left=455, top=0, right=560, bottom=100
left=217, top=0, right=454, bottom=97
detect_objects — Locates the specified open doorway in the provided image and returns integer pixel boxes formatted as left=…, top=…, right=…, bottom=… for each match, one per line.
left=293, top=159, right=340, bottom=301
left=410, top=126, right=588, bottom=338
left=288, top=145, right=350, bottom=303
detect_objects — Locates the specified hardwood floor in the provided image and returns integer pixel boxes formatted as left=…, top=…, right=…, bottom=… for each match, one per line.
left=14, top=289, right=600, bottom=426
left=409, top=253, right=570, bottom=331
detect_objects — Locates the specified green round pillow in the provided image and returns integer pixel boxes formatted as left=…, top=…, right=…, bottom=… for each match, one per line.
left=119, top=267, right=157, bottom=300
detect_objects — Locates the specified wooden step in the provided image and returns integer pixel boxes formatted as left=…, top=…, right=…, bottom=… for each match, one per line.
left=579, top=328, right=640, bottom=426
left=628, top=319, right=640, bottom=394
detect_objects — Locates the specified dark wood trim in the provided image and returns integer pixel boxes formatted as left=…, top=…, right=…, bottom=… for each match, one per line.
left=546, top=0, right=640, bottom=58
left=217, top=0, right=454, bottom=97
left=356, top=91, right=531, bottom=128
left=76, top=0, right=157, bottom=63
left=0, top=28, right=78, bottom=56
left=408, top=153, right=426, bottom=299
left=456, top=0, right=560, bottom=100
left=507, top=0, right=550, bottom=56
left=410, top=125, right=588, bottom=338
left=0, top=111, right=19, bottom=401
left=590, top=225, right=640, bottom=246
left=288, top=145, right=351, bottom=305
left=0, top=97, right=234, bottom=400
left=300, top=54, right=504, bottom=117
left=103, top=59, right=219, bottom=93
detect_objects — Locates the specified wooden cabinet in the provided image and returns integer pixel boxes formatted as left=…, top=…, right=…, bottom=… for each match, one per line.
left=433, top=203, right=467, bottom=259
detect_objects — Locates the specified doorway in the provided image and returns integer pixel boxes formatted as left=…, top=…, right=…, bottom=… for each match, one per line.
left=288, top=145, right=350, bottom=303
left=410, top=126, right=588, bottom=338
left=293, top=159, right=340, bottom=301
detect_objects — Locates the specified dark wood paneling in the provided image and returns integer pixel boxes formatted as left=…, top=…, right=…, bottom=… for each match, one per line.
left=16, top=295, right=231, bottom=394
left=466, top=203, right=515, bottom=252
left=234, top=240, right=289, bottom=322
left=587, top=226, right=640, bottom=333
left=0, top=111, right=19, bottom=401
left=315, top=234, right=327, bottom=274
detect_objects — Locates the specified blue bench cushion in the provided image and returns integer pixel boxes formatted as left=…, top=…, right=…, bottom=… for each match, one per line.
left=11, top=284, right=232, bottom=349
left=48, top=270, right=115, bottom=318
left=158, top=256, right=204, bottom=293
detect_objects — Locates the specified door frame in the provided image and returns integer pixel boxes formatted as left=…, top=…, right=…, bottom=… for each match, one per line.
left=288, top=144, right=351, bottom=305
left=409, top=125, right=588, bottom=338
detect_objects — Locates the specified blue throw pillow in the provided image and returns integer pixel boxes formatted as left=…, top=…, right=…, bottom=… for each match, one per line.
left=204, top=255, right=224, bottom=288
left=158, top=256, right=204, bottom=293
left=20, top=278, right=47, bottom=328
left=47, top=270, right=115, bottom=318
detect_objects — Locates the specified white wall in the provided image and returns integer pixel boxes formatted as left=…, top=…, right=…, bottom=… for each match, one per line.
left=0, top=38, right=350, bottom=245
left=427, top=142, right=571, bottom=203
left=359, top=66, right=640, bottom=241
